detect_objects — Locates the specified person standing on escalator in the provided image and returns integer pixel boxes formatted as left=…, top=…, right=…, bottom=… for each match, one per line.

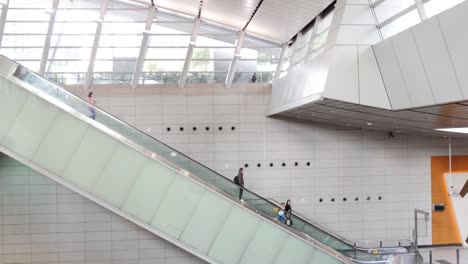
left=236, top=168, right=245, bottom=200
left=87, top=92, right=96, bottom=120
left=285, top=199, right=292, bottom=226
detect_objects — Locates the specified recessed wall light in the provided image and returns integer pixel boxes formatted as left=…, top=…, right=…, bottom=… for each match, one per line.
left=366, top=122, right=372, bottom=126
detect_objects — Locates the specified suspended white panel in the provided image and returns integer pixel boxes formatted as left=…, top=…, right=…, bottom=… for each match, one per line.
left=4, top=94, right=59, bottom=159
left=437, top=1, right=468, bottom=99
left=179, top=191, right=234, bottom=254
left=63, top=128, right=118, bottom=191
left=0, top=79, right=30, bottom=142
left=323, top=46, right=359, bottom=104
left=151, top=176, right=206, bottom=239
left=391, top=29, right=435, bottom=107
left=273, top=236, right=314, bottom=264
left=92, top=143, right=148, bottom=207
left=373, top=40, right=410, bottom=110
left=32, top=111, right=89, bottom=175
left=208, top=206, right=261, bottom=264
left=239, top=221, right=289, bottom=264
left=358, top=46, right=391, bottom=109
left=411, top=17, right=462, bottom=104
left=122, top=160, right=178, bottom=223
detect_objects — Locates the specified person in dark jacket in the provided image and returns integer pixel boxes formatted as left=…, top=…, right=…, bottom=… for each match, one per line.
left=285, top=199, right=292, bottom=226
left=237, top=168, right=244, bottom=200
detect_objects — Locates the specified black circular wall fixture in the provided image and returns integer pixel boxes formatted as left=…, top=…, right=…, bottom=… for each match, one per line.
left=269, top=163, right=274, bottom=167
left=244, top=164, right=248, bottom=168
left=355, top=197, right=359, bottom=201
left=205, top=126, right=210, bottom=131
left=193, top=126, right=197, bottom=131
left=257, top=163, right=261, bottom=168
left=378, top=196, right=382, bottom=200
left=282, top=162, right=286, bottom=167
left=218, top=126, right=223, bottom=131
left=231, top=126, right=235, bottom=131
left=294, top=162, right=298, bottom=166
left=180, top=127, right=184, bottom=131
left=343, top=197, right=347, bottom=202
left=367, top=196, right=371, bottom=201
left=306, top=162, right=311, bottom=166
left=166, top=127, right=171, bottom=132
left=331, top=198, right=335, bottom=202
left=319, top=198, right=323, bottom=203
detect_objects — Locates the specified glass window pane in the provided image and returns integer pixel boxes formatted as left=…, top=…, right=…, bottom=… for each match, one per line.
left=381, top=9, right=420, bottom=39
left=94, top=60, right=136, bottom=73
left=99, top=35, right=143, bottom=47
left=374, top=0, right=415, bottom=23
left=106, top=10, right=147, bottom=22
left=424, top=0, right=466, bottom=18
left=1, top=47, right=43, bottom=60
left=148, top=35, right=191, bottom=47
left=196, top=35, right=236, bottom=47
left=48, top=48, right=92, bottom=60
left=317, top=10, right=335, bottom=33
left=53, top=22, right=97, bottom=34
left=2, top=35, right=46, bottom=47
left=16, top=60, right=40, bottom=72
left=152, top=22, right=194, bottom=35
left=96, top=48, right=140, bottom=60
left=7, top=9, right=50, bottom=21
left=56, top=10, right=100, bottom=22
left=102, top=22, right=145, bottom=34
left=143, top=60, right=184, bottom=71
left=51, top=35, right=95, bottom=47
left=5, top=22, right=49, bottom=34
left=10, top=0, right=50, bottom=8
left=48, top=61, right=89, bottom=72
left=58, top=0, right=101, bottom=8
left=146, top=48, right=188, bottom=60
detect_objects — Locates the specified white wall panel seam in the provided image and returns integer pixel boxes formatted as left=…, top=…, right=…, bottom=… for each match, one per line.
left=409, top=29, right=436, bottom=105
left=389, top=37, right=412, bottom=107
left=435, top=17, right=465, bottom=99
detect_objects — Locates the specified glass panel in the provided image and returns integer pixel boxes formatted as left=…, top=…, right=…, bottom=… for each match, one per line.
left=45, top=73, right=86, bottom=85
left=48, top=48, right=92, bottom=60
left=51, top=35, right=95, bottom=47
left=0, top=78, right=30, bottom=141
left=9, top=0, right=50, bottom=8
left=102, top=22, right=145, bottom=34
left=140, top=72, right=181, bottom=84
left=94, top=60, right=136, bottom=73
left=1, top=47, right=43, bottom=60
left=56, top=9, right=100, bottom=22
left=7, top=9, right=50, bottom=21
left=186, top=72, right=226, bottom=83
left=5, top=22, right=49, bottom=34
left=106, top=10, right=147, bottom=22
left=143, top=60, right=184, bottom=72
left=96, top=48, right=140, bottom=59
left=122, top=160, right=178, bottom=223
left=146, top=48, right=188, bottom=60
left=381, top=9, right=420, bottom=39
left=425, top=0, right=466, bottom=18
left=2, top=35, right=47, bottom=47
left=47, top=61, right=89, bottom=72
left=99, top=35, right=143, bottom=47
left=374, top=0, right=415, bottom=23
left=53, top=22, right=97, bottom=34
left=148, top=35, right=191, bottom=46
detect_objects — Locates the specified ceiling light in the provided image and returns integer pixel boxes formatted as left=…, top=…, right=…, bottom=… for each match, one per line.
left=366, top=122, right=372, bottom=126
left=436, top=127, right=468, bottom=134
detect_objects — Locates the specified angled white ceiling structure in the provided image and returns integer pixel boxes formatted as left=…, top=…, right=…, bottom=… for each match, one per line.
left=131, top=0, right=334, bottom=43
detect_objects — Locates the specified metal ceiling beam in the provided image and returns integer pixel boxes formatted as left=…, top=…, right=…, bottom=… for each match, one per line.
left=84, top=0, right=109, bottom=90
left=178, top=17, right=201, bottom=88
left=131, top=5, right=156, bottom=89
left=0, top=0, right=10, bottom=48
left=274, top=43, right=287, bottom=81
left=224, top=30, right=245, bottom=88
left=39, top=0, right=59, bottom=76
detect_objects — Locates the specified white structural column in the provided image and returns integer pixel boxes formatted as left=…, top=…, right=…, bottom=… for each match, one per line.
left=305, top=15, right=321, bottom=62
left=273, top=44, right=287, bottom=81
left=178, top=17, right=201, bottom=88
left=84, top=0, right=109, bottom=90
left=415, top=0, right=428, bottom=21
left=131, top=6, right=156, bottom=89
left=0, top=0, right=10, bottom=48
left=225, top=30, right=245, bottom=88
left=39, top=0, right=59, bottom=75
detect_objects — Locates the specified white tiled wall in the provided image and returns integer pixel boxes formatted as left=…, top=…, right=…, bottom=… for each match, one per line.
left=0, top=154, right=207, bottom=264
left=62, top=83, right=468, bottom=246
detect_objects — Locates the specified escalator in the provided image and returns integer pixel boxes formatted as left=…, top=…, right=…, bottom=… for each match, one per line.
left=0, top=56, right=418, bottom=264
